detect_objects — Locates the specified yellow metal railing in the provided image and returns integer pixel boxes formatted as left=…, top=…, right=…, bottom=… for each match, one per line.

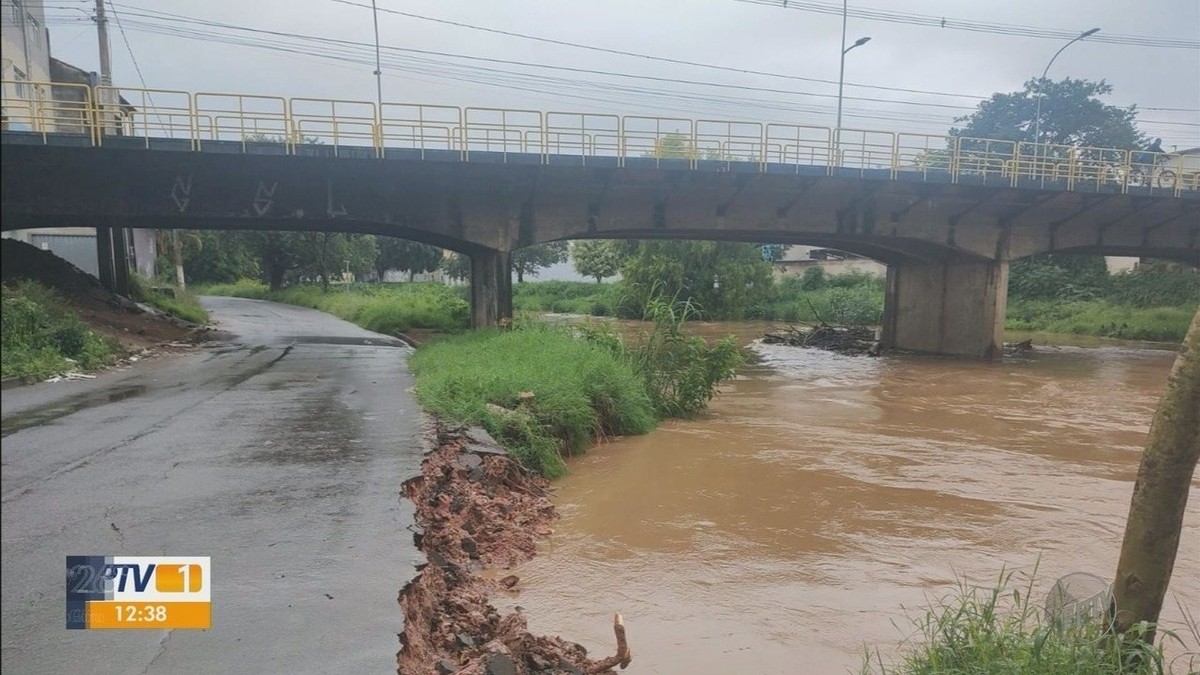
left=2, top=80, right=1195, bottom=196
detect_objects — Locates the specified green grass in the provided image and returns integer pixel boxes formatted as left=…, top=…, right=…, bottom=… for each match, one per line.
left=513, top=280, right=618, bottom=316
left=409, top=326, right=657, bottom=477
left=1, top=281, right=118, bottom=380
left=1006, top=300, right=1195, bottom=342
left=129, top=276, right=209, bottom=325
left=200, top=280, right=470, bottom=334
left=863, top=568, right=1182, bottom=675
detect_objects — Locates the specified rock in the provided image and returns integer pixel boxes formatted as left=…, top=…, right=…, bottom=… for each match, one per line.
left=457, top=453, right=483, bottom=469
left=526, top=652, right=552, bottom=670
left=500, top=575, right=519, bottom=589
left=435, top=659, right=459, bottom=674
left=484, top=653, right=517, bottom=675
left=557, top=659, right=585, bottom=675
left=461, top=537, right=479, bottom=558
left=456, top=632, right=476, bottom=648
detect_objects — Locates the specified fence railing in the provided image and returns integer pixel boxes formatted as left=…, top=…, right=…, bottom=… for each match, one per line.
left=2, top=81, right=1195, bottom=196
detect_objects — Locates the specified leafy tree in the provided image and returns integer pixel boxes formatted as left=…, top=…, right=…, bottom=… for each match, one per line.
left=951, top=77, right=1143, bottom=151
left=440, top=252, right=471, bottom=282
left=175, top=231, right=259, bottom=284
left=647, top=132, right=698, bottom=159
left=620, top=241, right=774, bottom=320
left=512, top=242, right=568, bottom=283
left=571, top=240, right=623, bottom=283
left=376, top=238, right=442, bottom=281
left=293, top=232, right=377, bottom=290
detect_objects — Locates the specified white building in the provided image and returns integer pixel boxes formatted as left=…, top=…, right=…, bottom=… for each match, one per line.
left=2, top=0, right=52, bottom=128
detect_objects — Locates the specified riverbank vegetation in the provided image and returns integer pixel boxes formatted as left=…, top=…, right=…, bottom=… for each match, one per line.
left=410, top=299, right=741, bottom=477
left=862, top=569, right=1182, bottom=675
left=199, top=280, right=470, bottom=334
left=1, top=281, right=117, bottom=380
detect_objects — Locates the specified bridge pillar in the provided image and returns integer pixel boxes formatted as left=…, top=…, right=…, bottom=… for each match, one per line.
left=469, top=248, right=512, bottom=329
left=94, top=226, right=130, bottom=296
left=881, top=259, right=1009, bottom=359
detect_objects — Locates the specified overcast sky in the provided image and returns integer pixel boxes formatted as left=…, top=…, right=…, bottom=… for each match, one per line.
left=43, top=0, right=1200, bottom=149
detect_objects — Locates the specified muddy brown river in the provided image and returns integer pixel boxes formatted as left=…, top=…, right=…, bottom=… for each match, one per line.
left=513, top=322, right=1199, bottom=674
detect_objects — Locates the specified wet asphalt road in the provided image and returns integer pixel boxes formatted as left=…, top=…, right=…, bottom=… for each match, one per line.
left=1, top=297, right=425, bottom=674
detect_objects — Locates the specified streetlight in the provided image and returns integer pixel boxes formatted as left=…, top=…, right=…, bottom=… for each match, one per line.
left=370, top=0, right=383, bottom=110
left=1031, top=27, right=1100, bottom=148
left=835, top=1, right=870, bottom=163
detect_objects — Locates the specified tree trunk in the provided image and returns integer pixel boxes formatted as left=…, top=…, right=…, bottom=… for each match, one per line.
left=516, top=268, right=525, bottom=283
left=1111, top=307, right=1200, bottom=643
left=408, top=270, right=415, bottom=282
left=172, top=230, right=186, bottom=290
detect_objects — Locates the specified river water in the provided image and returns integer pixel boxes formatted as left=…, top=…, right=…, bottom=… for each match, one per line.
left=512, top=321, right=1199, bottom=674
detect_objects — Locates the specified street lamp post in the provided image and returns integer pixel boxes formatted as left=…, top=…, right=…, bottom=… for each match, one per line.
left=370, top=0, right=383, bottom=110
left=1031, top=27, right=1100, bottom=149
left=835, top=1, right=870, bottom=164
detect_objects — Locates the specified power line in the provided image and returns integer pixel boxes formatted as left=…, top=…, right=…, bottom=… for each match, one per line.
left=44, top=5, right=1198, bottom=145
left=737, top=0, right=1200, bottom=49
left=329, top=0, right=990, bottom=102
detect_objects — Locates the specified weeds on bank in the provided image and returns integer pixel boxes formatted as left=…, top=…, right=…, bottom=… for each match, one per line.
left=1, top=281, right=117, bottom=379
left=410, top=326, right=657, bottom=477
left=861, top=567, right=1187, bottom=675
left=411, top=292, right=742, bottom=477
left=200, top=280, right=470, bottom=333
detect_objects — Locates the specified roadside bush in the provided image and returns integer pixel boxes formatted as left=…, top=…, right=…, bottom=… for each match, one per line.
left=1107, top=264, right=1200, bottom=307
left=129, top=275, right=209, bottom=324
left=410, top=326, right=657, bottom=477
left=2, top=282, right=116, bottom=379
left=201, top=281, right=469, bottom=333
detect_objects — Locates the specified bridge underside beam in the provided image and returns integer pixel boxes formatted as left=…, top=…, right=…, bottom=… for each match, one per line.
left=470, top=249, right=512, bottom=329
left=882, top=259, right=1009, bottom=359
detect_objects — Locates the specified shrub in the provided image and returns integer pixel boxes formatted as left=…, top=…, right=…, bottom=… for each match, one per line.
left=129, top=275, right=209, bottom=324
left=1, top=282, right=116, bottom=379
left=622, top=296, right=744, bottom=418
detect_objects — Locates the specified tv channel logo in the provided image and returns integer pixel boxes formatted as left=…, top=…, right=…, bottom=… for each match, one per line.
left=66, top=556, right=211, bottom=630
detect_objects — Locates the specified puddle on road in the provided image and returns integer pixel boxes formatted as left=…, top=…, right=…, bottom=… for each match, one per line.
left=287, top=335, right=409, bottom=348
left=1, top=384, right=148, bottom=437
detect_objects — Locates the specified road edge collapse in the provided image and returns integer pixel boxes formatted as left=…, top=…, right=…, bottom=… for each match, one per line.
left=396, top=421, right=631, bottom=675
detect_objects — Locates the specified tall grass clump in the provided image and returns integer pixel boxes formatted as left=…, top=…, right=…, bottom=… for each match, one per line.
left=862, top=568, right=1184, bottom=675
left=410, top=326, right=657, bottom=477
left=2, top=281, right=117, bottom=379
left=129, top=275, right=209, bottom=325
left=585, top=295, right=743, bottom=418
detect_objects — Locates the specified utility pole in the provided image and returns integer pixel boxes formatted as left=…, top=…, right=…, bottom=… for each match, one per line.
left=371, top=0, right=383, bottom=110
left=95, top=0, right=112, bottom=87
left=94, top=0, right=129, bottom=295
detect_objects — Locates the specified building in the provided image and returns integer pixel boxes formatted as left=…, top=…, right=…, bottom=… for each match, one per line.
left=773, top=245, right=887, bottom=280
left=2, top=0, right=51, bottom=129
left=2, top=0, right=156, bottom=282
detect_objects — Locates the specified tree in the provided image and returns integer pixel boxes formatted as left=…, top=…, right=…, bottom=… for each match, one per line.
left=951, top=77, right=1143, bottom=151
left=178, top=231, right=260, bottom=284
left=512, top=242, right=568, bottom=283
left=375, top=238, right=442, bottom=282
left=646, top=132, right=698, bottom=160
left=620, top=241, right=774, bottom=320
left=571, top=240, right=623, bottom=283
left=440, top=252, right=471, bottom=282
left=1111, top=308, right=1199, bottom=645
left=293, top=232, right=376, bottom=290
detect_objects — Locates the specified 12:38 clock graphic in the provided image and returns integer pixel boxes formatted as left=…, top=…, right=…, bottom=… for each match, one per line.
left=66, top=556, right=211, bottom=630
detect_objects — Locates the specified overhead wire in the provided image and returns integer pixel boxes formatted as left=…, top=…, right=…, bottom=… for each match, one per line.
left=38, top=4, right=1200, bottom=144
left=736, top=0, right=1200, bottom=50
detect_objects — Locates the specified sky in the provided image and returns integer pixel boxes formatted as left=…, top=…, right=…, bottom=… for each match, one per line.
left=40, top=0, right=1200, bottom=150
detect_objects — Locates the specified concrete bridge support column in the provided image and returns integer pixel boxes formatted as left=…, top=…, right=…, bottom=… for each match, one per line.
left=881, top=259, right=1009, bottom=359
left=95, top=226, right=131, bottom=296
left=469, top=248, right=512, bottom=329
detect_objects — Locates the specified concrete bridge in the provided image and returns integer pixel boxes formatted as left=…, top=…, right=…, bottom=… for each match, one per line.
left=2, top=84, right=1198, bottom=358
